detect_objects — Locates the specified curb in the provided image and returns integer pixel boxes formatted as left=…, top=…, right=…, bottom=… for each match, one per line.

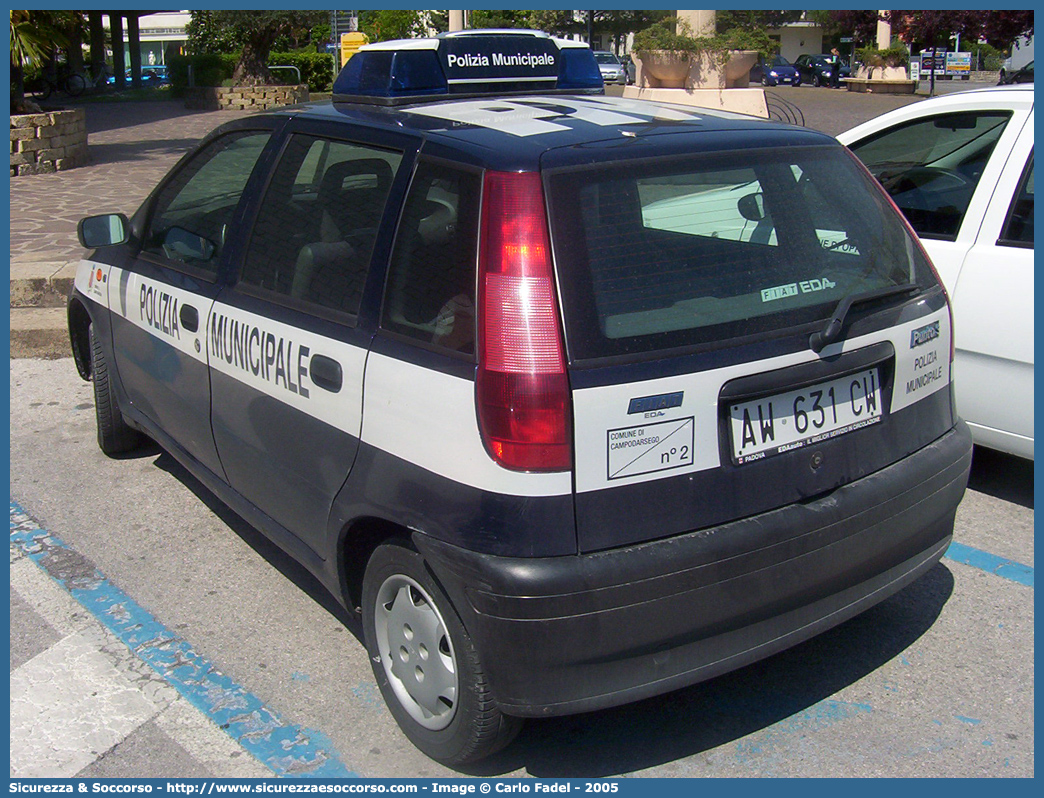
left=11, top=258, right=78, bottom=359
left=11, top=308, right=70, bottom=359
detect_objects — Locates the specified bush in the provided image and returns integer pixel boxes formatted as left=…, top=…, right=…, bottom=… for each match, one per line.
left=633, top=18, right=703, bottom=56
left=168, top=53, right=234, bottom=90
left=716, top=26, right=774, bottom=58
left=633, top=18, right=757, bottom=66
left=856, top=44, right=909, bottom=69
left=169, top=51, right=334, bottom=93
left=267, top=51, right=336, bottom=93
left=969, top=42, right=1004, bottom=71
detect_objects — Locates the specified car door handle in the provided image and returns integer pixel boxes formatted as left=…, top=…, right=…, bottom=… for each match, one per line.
left=179, top=304, right=199, bottom=333
left=310, top=354, right=342, bottom=393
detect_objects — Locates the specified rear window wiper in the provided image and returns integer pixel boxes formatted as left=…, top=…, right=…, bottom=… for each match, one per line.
left=809, top=283, right=919, bottom=353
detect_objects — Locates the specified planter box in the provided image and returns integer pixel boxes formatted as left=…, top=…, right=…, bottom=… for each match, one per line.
left=635, top=50, right=758, bottom=91
left=10, top=108, right=87, bottom=177
left=185, top=84, right=309, bottom=111
left=844, top=78, right=917, bottom=94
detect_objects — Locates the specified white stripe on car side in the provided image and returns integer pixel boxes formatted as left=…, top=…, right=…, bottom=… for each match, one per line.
left=360, top=351, right=573, bottom=498
left=77, top=260, right=568, bottom=498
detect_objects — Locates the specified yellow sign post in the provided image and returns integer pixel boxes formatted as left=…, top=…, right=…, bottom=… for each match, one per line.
left=340, top=32, right=369, bottom=68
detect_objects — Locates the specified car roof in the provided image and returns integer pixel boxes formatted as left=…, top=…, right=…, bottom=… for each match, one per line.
left=960, top=83, right=1035, bottom=96
left=837, top=84, right=1034, bottom=144
left=266, top=94, right=834, bottom=171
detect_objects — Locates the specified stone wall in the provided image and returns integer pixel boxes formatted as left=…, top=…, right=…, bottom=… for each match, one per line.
left=184, top=85, right=309, bottom=111
left=10, top=108, right=88, bottom=177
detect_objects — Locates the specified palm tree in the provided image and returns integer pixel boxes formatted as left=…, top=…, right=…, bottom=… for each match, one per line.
left=10, top=10, right=66, bottom=114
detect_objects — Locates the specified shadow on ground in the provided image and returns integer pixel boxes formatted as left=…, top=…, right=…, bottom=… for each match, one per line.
left=968, top=445, right=1034, bottom=509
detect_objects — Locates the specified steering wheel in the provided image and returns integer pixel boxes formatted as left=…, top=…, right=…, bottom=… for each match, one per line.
left=882, top=166, right=970, bottom=197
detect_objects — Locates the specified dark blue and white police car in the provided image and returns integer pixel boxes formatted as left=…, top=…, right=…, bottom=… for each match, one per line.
left=68, top=30, right=972, bottom=765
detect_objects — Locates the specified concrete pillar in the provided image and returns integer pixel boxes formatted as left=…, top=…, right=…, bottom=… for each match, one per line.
left=676, top=10, right=716, bottom=37
left=876, top=11, right=892, bottom=50
left=449, top=11, right=464, bottom=32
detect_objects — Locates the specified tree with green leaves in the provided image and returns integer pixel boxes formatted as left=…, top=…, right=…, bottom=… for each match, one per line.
left=814, top=10, right=880, bottom=46
left=10, top=9, right=67, bottom=114
left=186, top=10, right=245, bottom=55
left=599, top=10, right=671, bottom=52
left=527, top=10, right=580, bottom=37
left=358, top=10, right=425, bottom=43
left=469, top=10, right=536, bottom=30
left=206, top=10, right=327, bottom=84
left=715, top=10, right=802, bottom=34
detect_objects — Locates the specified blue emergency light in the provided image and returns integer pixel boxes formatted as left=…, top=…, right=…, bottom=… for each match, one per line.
left=332, top=30, right=604, bottom=104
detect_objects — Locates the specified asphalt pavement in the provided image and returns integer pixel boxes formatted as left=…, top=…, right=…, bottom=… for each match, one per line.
left=9, top=78, right=1032, bottom=779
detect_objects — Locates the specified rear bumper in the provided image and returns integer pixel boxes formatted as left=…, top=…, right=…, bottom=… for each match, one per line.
left=415, top=422, right=972, bottom=717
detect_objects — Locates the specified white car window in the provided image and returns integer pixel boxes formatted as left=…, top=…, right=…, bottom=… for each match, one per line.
left=847, top=111, right=1012, bottom=240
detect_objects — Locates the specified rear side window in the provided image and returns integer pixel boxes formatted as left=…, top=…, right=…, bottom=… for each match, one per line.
left=848, top=111, right=1011, bottom=240
left=547, top=145, right=937, bottom=360
left=239, top=134, right=402, bottom=317
left=381, top=161, right=481, bottom=354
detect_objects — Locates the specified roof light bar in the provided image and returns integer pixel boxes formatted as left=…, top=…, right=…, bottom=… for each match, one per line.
left=332, top=29, right=603, bottom=105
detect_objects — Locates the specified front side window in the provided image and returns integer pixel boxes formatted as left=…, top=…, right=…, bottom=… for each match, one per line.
left=547, top=145, right=938, bottom=360
left=848, top=111, right=1012, bottom=240
left=143, top=131, right=271, bottom=274
left=239, top=134, right=402, bottom=317
left=381, top=161, right=481, bottom=354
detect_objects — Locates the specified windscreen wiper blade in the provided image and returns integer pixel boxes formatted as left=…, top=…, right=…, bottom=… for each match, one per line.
left=809, top=283, right=919, bottom=353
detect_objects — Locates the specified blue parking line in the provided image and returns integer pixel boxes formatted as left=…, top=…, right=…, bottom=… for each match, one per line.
left=945, top=541, right=1034, bottom=588
left=10, top=500, right=356, bottom=778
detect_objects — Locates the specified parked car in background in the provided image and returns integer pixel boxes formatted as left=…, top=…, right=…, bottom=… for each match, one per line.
left=839, top=85, right=1035, bottom=459
left=593, top=50, right=629, bottom=85
left=795, top=53, right=850, bottom=87
left=107, top=65, right=169, bottom=87
left=750, top=54, right=801, bottom=86
left=999, top=60, right=1033, bottom=84
left=140, top=65, right=170, bottom=86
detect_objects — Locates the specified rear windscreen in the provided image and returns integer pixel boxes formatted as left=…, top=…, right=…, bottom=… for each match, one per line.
left=546, top=145, right=938, bottom=360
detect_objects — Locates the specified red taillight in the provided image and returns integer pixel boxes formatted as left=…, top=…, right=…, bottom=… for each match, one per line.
left=476, top=171, right=571, bottom=471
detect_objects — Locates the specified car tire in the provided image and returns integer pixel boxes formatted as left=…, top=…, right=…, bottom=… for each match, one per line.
left=90, top=323, right=142, bottom=455
left=813, top=74, right=822, bottom=87
left=362, top=541, right=523, bottom=765
left=761, top=75, right=769, bottom=86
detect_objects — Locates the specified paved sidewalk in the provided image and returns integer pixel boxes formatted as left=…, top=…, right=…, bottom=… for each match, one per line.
left=11, top=101, right=257, bottom=265
left=9, top=100, right=258, bottom=358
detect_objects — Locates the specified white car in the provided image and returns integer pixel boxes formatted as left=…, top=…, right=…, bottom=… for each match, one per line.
left=839, top=86, right=1035, bottom=459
